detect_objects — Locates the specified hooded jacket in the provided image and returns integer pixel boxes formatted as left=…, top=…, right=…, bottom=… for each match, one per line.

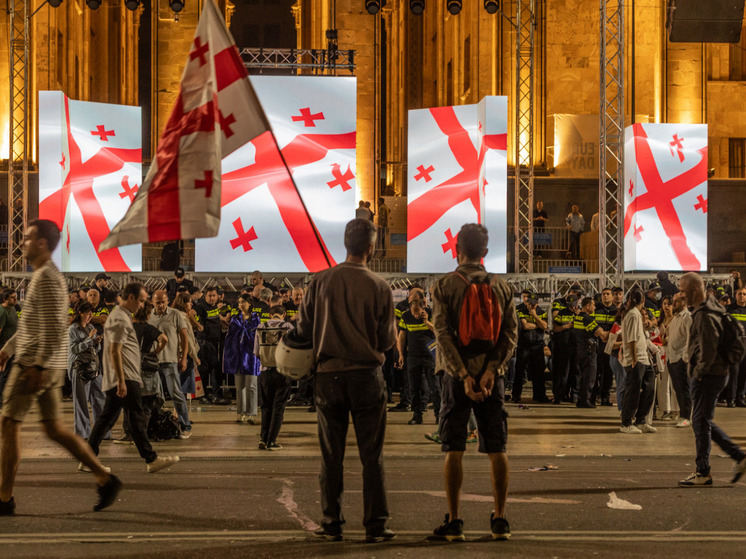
left=688, top=296, right=729, bottom=379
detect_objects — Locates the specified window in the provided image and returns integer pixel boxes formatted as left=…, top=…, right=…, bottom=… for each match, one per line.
left=463, top=36, right=471, bottom=94
left=446, top=60, right=453, bottom=105
left=729, top=138, right=746, bottom=178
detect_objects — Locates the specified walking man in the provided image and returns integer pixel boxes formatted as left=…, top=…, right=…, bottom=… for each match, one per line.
left=0, top=220, right=121, bottom=514
left=678, top=272, right=746, bottom=486
left=297, top=218, right=396, bottom=543
left=87, top=282, right=179, bottom=474
left=149, top=290, right=192, bottom=438
left=429, top=223, right=518, bottom=541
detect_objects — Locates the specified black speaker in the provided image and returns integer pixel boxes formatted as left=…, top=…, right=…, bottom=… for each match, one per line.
left=667, top=0, right=745, bottom=43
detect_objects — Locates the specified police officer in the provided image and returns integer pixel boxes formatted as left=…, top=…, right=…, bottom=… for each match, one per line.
left=592, top=287, right=617, bottom=406
left=573, top=297, right=608, bottom=408
left=551, top=293, right=577, bottom=405
left=389, top=286, right=425, bottom=412
left=644, top=281, right=663, bottom=324
left=727, top=287, right=746, bottom=407
left=514, top=292, right=549, bottom=403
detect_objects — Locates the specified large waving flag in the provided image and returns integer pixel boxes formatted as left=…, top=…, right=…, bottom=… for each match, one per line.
left=99, top=0, right=269, bottom=251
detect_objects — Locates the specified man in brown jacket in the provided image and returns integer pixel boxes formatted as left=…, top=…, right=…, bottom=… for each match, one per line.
left=428, top=223, right=518, bottom=541
left=297, top=218, right=396, bottom=543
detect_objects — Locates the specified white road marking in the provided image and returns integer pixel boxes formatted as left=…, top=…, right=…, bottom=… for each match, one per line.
left=276, top=478, right=319, bottom=531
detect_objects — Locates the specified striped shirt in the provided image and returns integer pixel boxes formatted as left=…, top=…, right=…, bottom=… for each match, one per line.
left=1, top=259, right=68, bottom=369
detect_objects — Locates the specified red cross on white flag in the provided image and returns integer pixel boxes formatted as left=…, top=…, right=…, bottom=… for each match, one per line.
left=623, top=123, right=708, bottom=272
left=99, top=0, right=271, bottom=251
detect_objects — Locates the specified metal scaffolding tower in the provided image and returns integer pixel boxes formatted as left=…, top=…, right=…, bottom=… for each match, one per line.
left=599, top=0, right=625, bottom=287
left=514, top=0, right=535, bottom=274
left=7, top=0, right=29, bottom=271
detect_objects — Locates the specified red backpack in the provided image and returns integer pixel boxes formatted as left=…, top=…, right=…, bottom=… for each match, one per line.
left=454, top=271, right=502, bottom=354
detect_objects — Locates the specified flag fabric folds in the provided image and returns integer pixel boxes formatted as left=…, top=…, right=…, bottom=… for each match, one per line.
left=99, top=0, right=269, bottom=251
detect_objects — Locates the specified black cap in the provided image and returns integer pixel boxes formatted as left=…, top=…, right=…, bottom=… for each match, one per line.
left=566, top=294, right=578, bottom=308
left=525, top=291, right=539, bottom=305
left=648, top=281, right=662, bottom=291
left=95, top=273, right=110, bottom=281
left=174, top=267, right=185, bottom=278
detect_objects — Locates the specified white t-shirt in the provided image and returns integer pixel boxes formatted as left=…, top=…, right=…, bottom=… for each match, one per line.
left=102, top=305, right=142, bottom=392
left=621, top=307, right=650, bottom=367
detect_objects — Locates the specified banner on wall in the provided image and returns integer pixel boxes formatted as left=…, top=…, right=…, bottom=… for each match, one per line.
left=195, top=75, right=356, bottom=273
left=623, top=123, right=708, bottom=272
left=406, top=96, right=508, bottom=273
left=38, top=91, right=142, bottom=272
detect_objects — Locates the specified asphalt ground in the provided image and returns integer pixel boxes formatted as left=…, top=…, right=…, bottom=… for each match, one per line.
left=3, top=400, right=746, bottom=557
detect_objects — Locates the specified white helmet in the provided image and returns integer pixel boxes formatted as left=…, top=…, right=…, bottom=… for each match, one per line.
left=275, top=330, right=314, bottom=380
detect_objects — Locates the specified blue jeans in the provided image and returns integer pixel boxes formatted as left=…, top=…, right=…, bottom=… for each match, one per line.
left=691, top=374, right=746, bottom=475
left=161, top=363, right=191, bottom=431
left=610, top=355, right=625, bottom=411
left=71, top=371, right=108, bottom=439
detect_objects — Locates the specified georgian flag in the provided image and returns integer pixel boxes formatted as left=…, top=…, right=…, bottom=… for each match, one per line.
left=623, top=123, right=708, bottom=272
left=99, top=0, right=270, bottom=251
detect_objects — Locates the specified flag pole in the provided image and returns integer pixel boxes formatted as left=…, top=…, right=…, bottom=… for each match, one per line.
left=269, top=131, right=333, bottom=269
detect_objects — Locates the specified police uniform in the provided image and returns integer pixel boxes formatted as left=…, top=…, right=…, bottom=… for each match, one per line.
left=592, top=303, right=617, bottom=405
left=251, top=301, right=271, bottom=324
left=390, top=298, right=412, bottom=409
left=551, top=296, right=576, bottom=404
left=726, top=303, right=746, bottom=406
left=573, top=311, right=601, bottom=407
left=195, top=299, right=225, bottom=401
left=398, top=307, right=439, bottom=423
left=513, top=301, right=549, bottom=402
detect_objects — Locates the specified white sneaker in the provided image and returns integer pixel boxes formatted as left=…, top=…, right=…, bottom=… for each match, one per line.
left=676, top=418, right=690, bottom=428
left=147, top=455, right=180, bottom=473
left=178, top=430, right=192, bottom=440
left=731, top=457, right=746, bottom=483
left=78, top=462, right=111, bottom=473
left=620, top=425, right=642, bottom=434
left=637, top=423, right=658, bottom=433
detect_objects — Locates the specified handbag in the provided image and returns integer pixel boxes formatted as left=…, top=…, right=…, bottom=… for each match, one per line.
left=140, top=337, right=161, bottom=377
left=72, top=346, right=99, bottom=383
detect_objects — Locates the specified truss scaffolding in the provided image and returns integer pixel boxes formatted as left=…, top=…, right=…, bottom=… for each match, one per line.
left=240, top=47, right=355, bottom=74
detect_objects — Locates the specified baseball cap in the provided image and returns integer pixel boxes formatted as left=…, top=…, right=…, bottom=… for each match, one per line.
left=565, top=294, right=578, bottom=308
left=525, top=291, right=539, bottom=305
left=648, top=281, right=662, bottom=291
left=174, top=267, right=185, bottom=278
left=95, top=273, right=110, bottom=281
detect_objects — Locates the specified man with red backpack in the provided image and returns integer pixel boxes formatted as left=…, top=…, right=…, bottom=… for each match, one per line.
left=428, top=224, right=518, bottom=542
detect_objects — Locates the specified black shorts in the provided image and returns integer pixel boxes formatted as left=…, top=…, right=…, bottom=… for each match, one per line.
left=439, top=374, right=508, bottom=454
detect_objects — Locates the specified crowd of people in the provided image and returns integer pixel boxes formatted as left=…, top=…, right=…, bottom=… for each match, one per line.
left=0, top=217, right=745, bottom=543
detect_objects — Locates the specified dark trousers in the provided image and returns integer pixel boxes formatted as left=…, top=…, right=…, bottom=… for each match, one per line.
left=315, top=368, right=388, bottom=530
left=569, top=231, right=581, bottom=259
left=552, top=338, right=571, bottom=401
left=259, top=368, right=291, bottom=445
left=723, top=358, right=746, bottom=404
left=407, top=360, right=435, bottom=417
left=198, top=339, right=222, bottom=398
left=382, top=347, right=395, bottom=401
left=513, top=344, right=546, bottom=401
left=668, top=359, right=692, bottom=419
left=576, top=342, right=597, bottom=406
left=591, top=350, right=613, bottom=403
left=691, top=374, right=746, bottom=475
left=88, top=380, right=157, bottom=463
left=621, top=362, right=656, bottom=426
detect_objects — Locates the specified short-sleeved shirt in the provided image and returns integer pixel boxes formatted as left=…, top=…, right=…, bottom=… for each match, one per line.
left=283, top=301, right=299, bottom=321
left=251, top=301, right=270, bottom=323
left=148, top=307, right=187, bottom=363
left=517, top=303, right=546, bottom=346
left=399, top=308, right=435, bottom=363
left=0, top=304, right=19, bottom=348
left=573, top=312, right=600, bottom=345
left=593, top=304, right=618, bottom=332
left=91, top=304, right=110, bottom=337
left=195, top=300, right=222, bottom=341
left=644, top=297, right=661, bottom=321
left=552, top=303, right=575, bottom=342
left=102, top=306, right=142, bottom=392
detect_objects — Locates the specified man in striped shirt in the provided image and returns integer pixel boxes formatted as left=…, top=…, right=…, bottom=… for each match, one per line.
left=0, top=220, right=121, bottom=515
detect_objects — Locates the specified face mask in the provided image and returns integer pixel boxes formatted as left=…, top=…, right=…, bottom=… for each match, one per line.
left=654, top=292, right=662, bottom=301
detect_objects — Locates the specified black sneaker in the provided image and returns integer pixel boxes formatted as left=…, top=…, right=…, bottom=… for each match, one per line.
left=314, top=524, right=343, bottom=541
left=427, top=513, right=465, bottom=542
left=490, top=513, right=511, bottom=540
left=93, top=474, right=122, bottom=512
left=408, top=415, right=423, bottom=425
left=365, top=527, right=396, bottom=543
left=0, top=497, right=15, bottom=516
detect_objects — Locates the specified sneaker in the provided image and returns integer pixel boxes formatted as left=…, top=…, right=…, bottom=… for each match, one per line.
left=146, top=455, right=180, bottom=473
left=425, top=432, right=442, bottom=443
left=679, top=472, right=713, bottom=487
left=637, top=423, right=658, bottom=433
left=178, top=430, right=192, bottom=440
left=236, top=415, right=244, bottom=423
left=314, top=524, right=343, bottom=541
left=490, top=513, right=511, bottom=540
left=466, top=431, right=478, bottom=443
left=258, top=441, right=267, bottom=450
left=113, top=434, right=134, bottom=445
left=408, top=415, right=423, bottom=425
left=365, top=528, right=396, bottom=543
left=0, top=497, right=15, bottom=516
left=78, top=462, right=111, bottom=473
left=660, top=411, right=674, bottom=421
left=267, top=443, right=283, bottom=451
left=427, top=513, right=465, bottom=542
left=388, top=402, right=409, bottom=412
left=247, top=415, right=256, bottom=425
left=93, top=475, right=122, bottom=512
left=620, top=425, right=642, bottom=434
left=213, top=397, right=232, bottom=405
left=731, top=457, right=746, bottom=483
left=675, top=418, right=690, bottom=428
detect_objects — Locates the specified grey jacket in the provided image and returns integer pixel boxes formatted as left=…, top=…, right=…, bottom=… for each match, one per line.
left=688, top=296, right=729, bottom=379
